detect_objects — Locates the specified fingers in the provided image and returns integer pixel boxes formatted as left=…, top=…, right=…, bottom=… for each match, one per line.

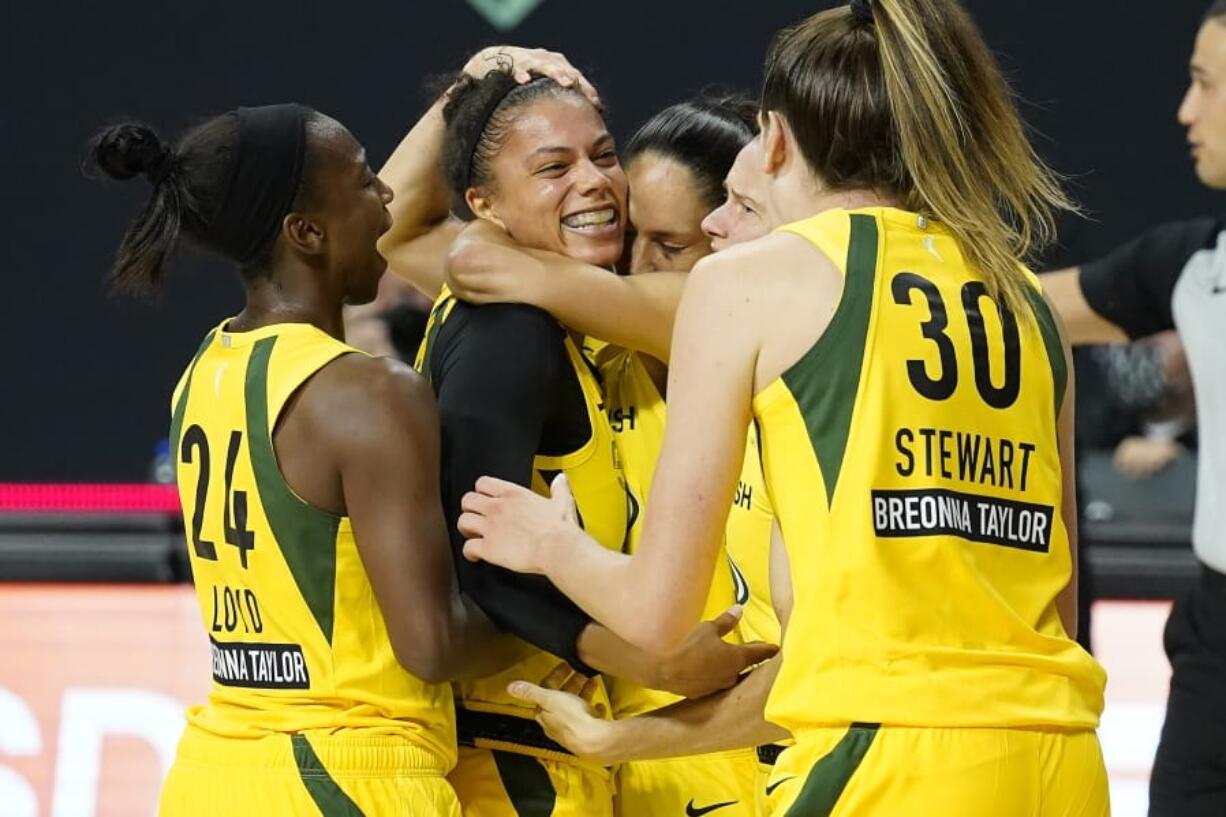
left=710, top=605, right=744, bottom=638
left=457, top=509, right=485, bottom=538
left=507, top=681, right=554, bottom=708
left=736, top=641, right=781, bottom=669
left=461, top=537, right=485, bottom=563
left=469, top=46, right=601, bottom=106
left=548, top=473, right=578, bottom=523
left=578, top=675, right=603, bottom=706
left=474, top=475, right=522, bottom=497
left=540, top=663, right=574, bottom=690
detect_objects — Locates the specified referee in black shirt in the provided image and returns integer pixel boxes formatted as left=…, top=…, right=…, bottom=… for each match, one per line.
left=1045, top=4, right=1226, bottom=814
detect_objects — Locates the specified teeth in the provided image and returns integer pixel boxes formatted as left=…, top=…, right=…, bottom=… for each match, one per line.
left=563, top=208, right=616, bottom=229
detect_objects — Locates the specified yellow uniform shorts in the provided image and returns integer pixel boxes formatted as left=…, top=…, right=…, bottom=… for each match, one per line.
left=158, top=723, right=461, bottom=816
left=765, top=724, right=1109, bottom=817
left=614, top=749, right=760, bottom=817
left=448, top=745, right=614, bottom=817
left=754, top=743, right=792, bottom=816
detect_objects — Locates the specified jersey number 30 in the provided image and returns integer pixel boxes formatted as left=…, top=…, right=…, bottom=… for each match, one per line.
left=891, top=273, right=1021, bottom=409
left=180, top=425, right=257, bottom=568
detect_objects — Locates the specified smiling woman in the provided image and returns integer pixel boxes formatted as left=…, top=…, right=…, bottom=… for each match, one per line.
left=442, top=70, right=627, bottom=264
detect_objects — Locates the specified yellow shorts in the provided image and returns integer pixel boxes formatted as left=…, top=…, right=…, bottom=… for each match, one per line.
left=448, top=745, right=614, bottom=817
left=754, top=743, right=792, bottom=815
left=765, top=724, right=1109, bottom=817
left=614, top=749, right=760, bottom=817
left=158, top=723, right=460, bottom=816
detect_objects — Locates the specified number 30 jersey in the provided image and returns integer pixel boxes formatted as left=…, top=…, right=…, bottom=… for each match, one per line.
left=169, top=321, right=455, bottom=762
left=756, top=208, right=1106, bottom=734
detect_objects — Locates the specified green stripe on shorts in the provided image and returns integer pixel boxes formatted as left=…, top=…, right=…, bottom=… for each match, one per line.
left=784, top=724, right=879, bottom=817
left=292, top=734, right=364, bottom=816
left=492, top=750, right=557, bottom=817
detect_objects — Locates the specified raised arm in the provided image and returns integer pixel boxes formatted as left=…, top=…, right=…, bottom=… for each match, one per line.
left=378, top=47, right=601, bottom=300
left=446, top=222, right=685, bottom=361
left=460, top=252, right=762, bottom=653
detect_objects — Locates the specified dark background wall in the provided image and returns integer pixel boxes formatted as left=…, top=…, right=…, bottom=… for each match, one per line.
left=2, top=0, right=1219, bottom=481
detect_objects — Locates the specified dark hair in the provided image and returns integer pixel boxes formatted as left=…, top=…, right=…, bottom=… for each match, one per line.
left=1208, top=1, right=1226, bottom=20
left=441, top=70, right=590, bottom=219
left=623, top=95, right=759, bottom=210
left=85, top=111, right=326, bottom=297
left=762, top=0, right=1076, bottom=318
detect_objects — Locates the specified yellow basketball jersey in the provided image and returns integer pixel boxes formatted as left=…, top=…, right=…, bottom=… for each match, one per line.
left=595, top=347, right=739, bottom=718
left=170, top=321, right=455, bottom=764
left=417, top=289, right=629, bottom=761
left=725, top=422, right=781, bottom=646
left=754, top=208, right=1105, bottom=733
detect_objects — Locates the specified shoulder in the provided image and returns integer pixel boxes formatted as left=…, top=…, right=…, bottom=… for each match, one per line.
left=296, top=354, right=436, bottom=445
left=688, top=231, right=839, bottom=316
left=449, top=301, right=563, bottom=337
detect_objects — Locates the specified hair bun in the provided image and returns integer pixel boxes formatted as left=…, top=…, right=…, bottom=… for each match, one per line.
left=89, top=122, right=173, bottom=183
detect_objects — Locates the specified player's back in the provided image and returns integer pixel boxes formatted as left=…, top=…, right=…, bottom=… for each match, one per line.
left=753, top=207, right=1106, bottom=733
left=171, top=321, right=455, bottom=757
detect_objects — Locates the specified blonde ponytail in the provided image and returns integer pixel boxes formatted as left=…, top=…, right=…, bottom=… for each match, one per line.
left=761, top=0, right=1077, bottom=320
left=872, top=0, right=1075, bottom=318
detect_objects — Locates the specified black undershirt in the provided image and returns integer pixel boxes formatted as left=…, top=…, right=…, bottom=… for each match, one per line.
left=422, top=301, right=596, bottom=673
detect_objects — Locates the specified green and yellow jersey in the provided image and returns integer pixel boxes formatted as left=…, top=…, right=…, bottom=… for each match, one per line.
left=593, top=346, right=740, bottom=719
left=171, top=321, right=455, bottom=764
left=755, top=208, right=1106, bottom=734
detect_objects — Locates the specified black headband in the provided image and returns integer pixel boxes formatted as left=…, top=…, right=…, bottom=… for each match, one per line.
left=463, top=73, right=521, bottom=189
left=209, top=103, right=309, bottom=265
left=850, top=0, right=875, bottom=24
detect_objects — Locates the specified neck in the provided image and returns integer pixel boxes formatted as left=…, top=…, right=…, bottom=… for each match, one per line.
left=231, top=263, right=345, bottom=341
left=768, top=167, right=904, bottom=226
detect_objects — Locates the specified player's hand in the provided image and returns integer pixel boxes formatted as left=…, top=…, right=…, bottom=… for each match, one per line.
left=654, top=606, right=779, bottom=699
left=540, top=662, right=609, bottom=718
left=461, top=46, right=600, bottom=106
left=460, top=473, right=579, bottom=574
left=508, top=680, right=618, bottom=762
left=445, top=220, right=547, bottom=306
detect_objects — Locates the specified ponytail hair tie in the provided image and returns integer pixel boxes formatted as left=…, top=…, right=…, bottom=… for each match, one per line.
left=850, top=0, right=875, bottom=24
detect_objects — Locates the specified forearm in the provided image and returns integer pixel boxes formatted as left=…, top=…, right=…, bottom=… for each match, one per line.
left=438, top=596, right=534, bottom=681
left=533, top=264, right=683, bottom=361
left=1041, top=268, right=1127, bottom=346
left=575, top=622, right=660, bottom=688
left=587, top=656, right=788, bottom=763
left=377, top=97, right=455, bottom=298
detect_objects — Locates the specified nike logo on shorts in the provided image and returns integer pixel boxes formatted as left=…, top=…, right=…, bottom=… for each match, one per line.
left=685, top=799, right=737, bottom=816
left=765, top=776, right=796, bottom=796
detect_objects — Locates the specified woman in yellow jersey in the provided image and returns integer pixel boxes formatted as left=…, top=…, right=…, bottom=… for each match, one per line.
left=378, top=49, right=774, bottom=817
left=87, top=104, right=529, bottom=816
left=459, top=1, right=1110, bottom=814
left=443, top=97, right=793, bottom=816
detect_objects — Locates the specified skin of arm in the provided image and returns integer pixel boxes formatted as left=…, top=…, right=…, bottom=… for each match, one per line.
left=377, top=48, right=601, bottom=301
left=289, top=354, right=526, bottom=683
left=437, top=305, right=775, bottom=690
left=1045, top=291, right=1081, bottom=640
left=461, top=252, right=764, bottom=654
left=446, top=222, right=686, bottom=361
left=1040, top=268, right=1128, bottom=346
left=509, top=655, right=790, bottom=764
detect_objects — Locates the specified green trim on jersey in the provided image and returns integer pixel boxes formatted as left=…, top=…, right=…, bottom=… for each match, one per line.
left=781, top=214, right=880, bottom=506
left=491, top=750, right=557, bottom=816
left=783, top=724, right=879, bottom=817
left=245, top=336, right=341, bottom=645
left=417, top=295, right=455, bottom=383
left=291, top=734, right=364, bottom=816
left=1026, top=289, right=1068, bottom=417
left=169, top=330, right=218, bottom=466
